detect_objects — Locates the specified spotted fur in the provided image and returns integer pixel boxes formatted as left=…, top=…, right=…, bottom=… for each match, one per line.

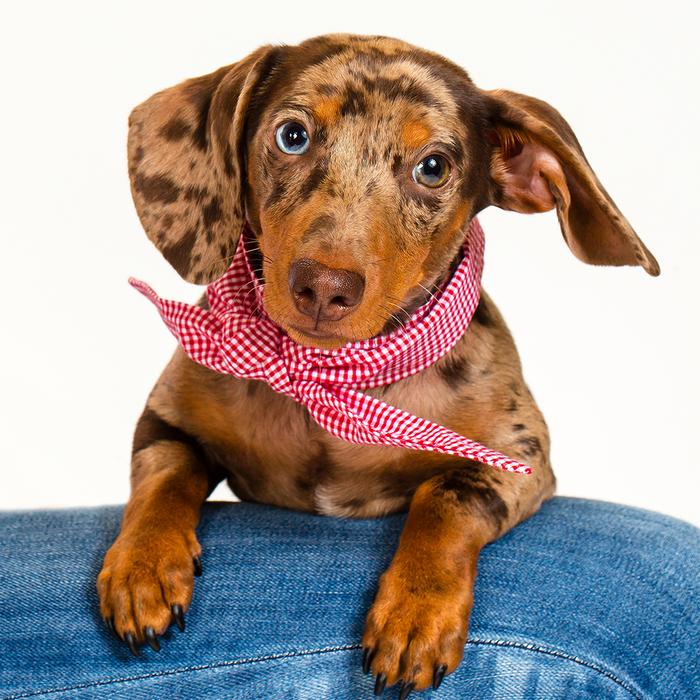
left=100, top=33, right=658, bottom=692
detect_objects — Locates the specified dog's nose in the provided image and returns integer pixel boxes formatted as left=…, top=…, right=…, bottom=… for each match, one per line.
left=288, top=259, right=365, bottom=321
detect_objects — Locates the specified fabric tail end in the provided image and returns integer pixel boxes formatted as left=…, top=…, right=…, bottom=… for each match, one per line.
left=128, top=277, right=160, bottom=305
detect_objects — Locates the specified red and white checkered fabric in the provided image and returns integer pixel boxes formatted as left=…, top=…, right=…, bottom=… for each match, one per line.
left=129, top=218, right=532, bottom=475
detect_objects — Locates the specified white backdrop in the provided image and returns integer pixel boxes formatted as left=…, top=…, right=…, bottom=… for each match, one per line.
left=1, top=0, right=698, bottom=526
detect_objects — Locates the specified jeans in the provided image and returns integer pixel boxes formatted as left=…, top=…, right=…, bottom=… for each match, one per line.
left=0, top=497, right=698, bottom=699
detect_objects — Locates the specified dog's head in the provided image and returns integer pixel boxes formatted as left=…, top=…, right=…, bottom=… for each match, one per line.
left=128, top=34, right=659, bottom=348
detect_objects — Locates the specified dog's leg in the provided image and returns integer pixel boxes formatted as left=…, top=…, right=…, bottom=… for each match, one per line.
left=362, top=447, right=553, bottom=694
left=97, top=406, right=220, bottom=654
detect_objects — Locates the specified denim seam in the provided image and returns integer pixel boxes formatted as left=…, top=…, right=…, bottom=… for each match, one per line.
left=3, top=639, right=645, bottom=700
left=2, top=645, right=361, bottom=700
left=469, top=637, right=644, bottom=700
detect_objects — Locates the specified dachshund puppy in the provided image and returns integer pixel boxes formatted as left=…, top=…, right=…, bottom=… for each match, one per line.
left=97, top=33, right=659, bottom=695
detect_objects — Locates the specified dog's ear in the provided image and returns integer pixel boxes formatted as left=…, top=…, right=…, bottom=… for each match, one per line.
left=483, top=89, right=659, bottom=276
left=128, top=45, right=283, bottom=283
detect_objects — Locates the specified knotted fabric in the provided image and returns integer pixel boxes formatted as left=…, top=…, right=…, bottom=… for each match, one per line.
left=129, top=218, right=531, bottom=475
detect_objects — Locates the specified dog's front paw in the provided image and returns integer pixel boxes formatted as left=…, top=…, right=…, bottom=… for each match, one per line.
left=97, top=529, right=202, bottom=655
left=361, top=563, right=473, bottom=696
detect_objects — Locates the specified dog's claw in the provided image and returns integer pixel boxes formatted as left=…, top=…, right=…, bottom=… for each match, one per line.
left=193, top=555, right=202, bottom=577
left=398, top=681, right=414, bottom=700
left=171, top=604, right=186, bottom=632
left=373, top=673, right=387, bottom=696
left=105, top=617, right=115, bottom=636
left=144, top=627, right=160, bottom=652
left=362, top=647, right=375, bottom=674
left=124, top=632, right=140, bottom=657
left=433, top=663, right=447, bottom=689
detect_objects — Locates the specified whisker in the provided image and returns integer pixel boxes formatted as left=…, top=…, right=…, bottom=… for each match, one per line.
left=197, top=239, right=275, bottom=277
left=231, top=279, right=258, bottom=304
left=379, top=304, right=405, bottom=328
left=245, top=285, right=266, bottom=322
left=417, top=282, right=439, bottom=306
left=383, top=298, right=412, bottom=324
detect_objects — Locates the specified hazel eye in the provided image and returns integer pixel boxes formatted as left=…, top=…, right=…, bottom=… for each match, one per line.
left=275, top=121, right=310, bottom=155
left=412, top=154, right=451, bottom=188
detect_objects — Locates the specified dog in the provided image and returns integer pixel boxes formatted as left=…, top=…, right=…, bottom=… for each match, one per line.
left=97, top=33, right=659, bottom=696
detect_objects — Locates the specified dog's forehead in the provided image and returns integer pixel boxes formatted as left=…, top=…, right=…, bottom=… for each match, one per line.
left=263, top=40, right=468, bottom=148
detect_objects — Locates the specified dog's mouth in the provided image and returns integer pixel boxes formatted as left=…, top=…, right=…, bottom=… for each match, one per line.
left=266, top=272, right=449, bottom=349
left=242, top=237, right=354, bottom=346
left=287, top=323, right=347, bottom=346
left=243, top=224, right=465, bottom=350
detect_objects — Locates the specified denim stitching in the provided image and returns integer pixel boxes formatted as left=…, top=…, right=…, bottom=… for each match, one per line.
left=468, top=637, right=643, bottom=700
left=3, top=639, right=645, bottom=700
left=3, top=645, right=361, bottom=699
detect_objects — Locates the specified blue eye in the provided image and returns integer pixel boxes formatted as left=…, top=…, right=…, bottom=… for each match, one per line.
left=275, top=121, right=310, bottom=155
left=412, top=154, right=451, bottom=188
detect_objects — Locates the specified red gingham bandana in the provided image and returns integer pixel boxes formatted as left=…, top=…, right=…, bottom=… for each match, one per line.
left=130, top=218, right=531, bottom=475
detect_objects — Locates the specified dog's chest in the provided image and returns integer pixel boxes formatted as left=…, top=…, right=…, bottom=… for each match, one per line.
left=215, top=366, right=458, bottom=517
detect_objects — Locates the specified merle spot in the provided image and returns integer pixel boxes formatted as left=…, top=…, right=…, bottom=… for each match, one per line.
left=134, top=174, right=180, bottom=204
left=160, top=117, right=191, bottom=142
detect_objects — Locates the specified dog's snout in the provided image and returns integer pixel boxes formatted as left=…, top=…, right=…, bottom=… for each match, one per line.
left=289, top=259, right=365, bottom=321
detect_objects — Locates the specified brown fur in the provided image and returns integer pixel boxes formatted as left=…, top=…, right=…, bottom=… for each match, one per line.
left=98, top=33, right=657, bottom=691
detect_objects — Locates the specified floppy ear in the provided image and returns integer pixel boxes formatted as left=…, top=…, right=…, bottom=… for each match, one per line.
left=128, top=45, right=282, bottom=283
left=484, top=89, right=659, bottom=276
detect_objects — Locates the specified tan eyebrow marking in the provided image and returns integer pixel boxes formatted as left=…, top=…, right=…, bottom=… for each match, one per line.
left=401, top=119, right=432, bottom=149
left=313, top=97, right=342, bottom=124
